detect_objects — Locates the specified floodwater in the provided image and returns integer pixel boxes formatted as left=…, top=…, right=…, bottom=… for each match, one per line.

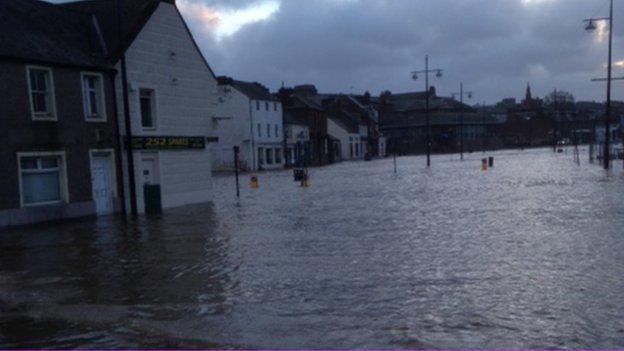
left=1, top=148, right=624, bottom=348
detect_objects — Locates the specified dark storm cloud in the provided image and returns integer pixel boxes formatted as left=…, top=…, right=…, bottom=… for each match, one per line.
left=50, top=0, right=624, bottom=102
left=183, top=0, right=624, bottom=103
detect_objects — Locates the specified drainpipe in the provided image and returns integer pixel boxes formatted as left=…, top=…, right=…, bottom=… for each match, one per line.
left=249, top=99, right=256, bottom=171
left=117, top=0, right=137, bottom=216
left=110, top=71, right=126, bottom=215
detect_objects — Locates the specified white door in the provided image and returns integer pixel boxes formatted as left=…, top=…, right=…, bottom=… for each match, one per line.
left=141, top=156, right=159, bottom=185
left=91, top=154, right=114, bottom=215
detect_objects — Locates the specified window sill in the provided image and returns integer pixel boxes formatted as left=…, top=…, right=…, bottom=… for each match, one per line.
left=85, top=117, right=107, bottom=123
left=32, top=115, right=57, bottom=121
left=22, top=200, right=64, bottom=208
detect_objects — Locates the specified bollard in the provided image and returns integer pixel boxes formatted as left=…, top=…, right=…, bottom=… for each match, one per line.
left=481, top=158, right=488, bottom=171
left=301, top=171, right=310, bottom=188
left=250, top=175, right=259, bottom=189
left=488, top=156, right=494, bottom=168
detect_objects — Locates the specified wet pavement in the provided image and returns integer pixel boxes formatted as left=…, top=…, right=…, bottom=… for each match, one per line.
left=1, top=147, right=624, bottom=348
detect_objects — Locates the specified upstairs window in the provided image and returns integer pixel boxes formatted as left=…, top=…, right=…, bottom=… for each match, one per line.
left=256, top=101, right=260, bottom=110
left=257, top=123, right=262, bottom=137
left=140, top=89, right=156, bottom=129
left=265, top=102, right=269, bottom=111
left=275, top=124, right=279, bottom=138
left=267, top=123, right=271, bottom=138
left=274, top=102, right=278, bottom=111
left=82, top=73, right=106, bottom=121
left=27, top=66, right=56, bottom=120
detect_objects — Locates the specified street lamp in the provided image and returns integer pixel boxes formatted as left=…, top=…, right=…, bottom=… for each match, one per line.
left=584, top=0, right=614, bottom=170
left=451, top=83, right=473, bottom=161
left=412, top=55, right=444, bottom=167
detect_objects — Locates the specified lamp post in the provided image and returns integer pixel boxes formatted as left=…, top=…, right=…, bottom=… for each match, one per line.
left=584, top=0, right=614, bottom=170
left=451, top=82, right=473, bottom=161
left=412, top=55, right=443, bottom=167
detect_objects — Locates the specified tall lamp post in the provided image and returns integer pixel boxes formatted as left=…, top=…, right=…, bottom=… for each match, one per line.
left=451, top=82, right=473, bottom=160
left=584, top=0, right=614, bottom=170
left=412, top=55, right=443, bottom=167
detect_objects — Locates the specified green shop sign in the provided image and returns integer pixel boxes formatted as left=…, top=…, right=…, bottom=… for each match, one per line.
left=130, top=136, right=206, bottom=150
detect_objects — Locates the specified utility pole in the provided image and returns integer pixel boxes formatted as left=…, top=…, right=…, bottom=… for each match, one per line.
left=553, top=88, right=558, bottom=152
left=585, top=0, right=614, bottom=169
left=411, top=56, right=443, bottom=167
left=117, top=0, right=137, bottom=216
left=451, top=83, right=473, bottom=161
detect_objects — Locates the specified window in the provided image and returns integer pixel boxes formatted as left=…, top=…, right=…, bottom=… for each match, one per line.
left=27, top=66, right=56, bottom=120
left=82, top=73, right=106, bottom=121
left=355, top=143, right=359, bottom=157
left=18, top=153, right=66, bottom=206
left=256, top=101, right=260, bottom=110
left=265, top=102, right=269, bottom=111
left=275, top=148, right=282, bottom=163
left=274, top=102, right=278, bottom=111
left=140, top=89, right=156, bottom=129
left=257, top=123, right=262, bottom=137
left=258, top=147, right=264, bottom=165
left=266, top=148, right=273, bottom=164
left=275, top=124, right=279, bottom=138
left=267, top=124, right=271, bottom=138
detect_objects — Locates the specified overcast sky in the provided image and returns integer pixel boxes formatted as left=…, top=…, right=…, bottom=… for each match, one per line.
left=55, top=0, right=624, bottom=103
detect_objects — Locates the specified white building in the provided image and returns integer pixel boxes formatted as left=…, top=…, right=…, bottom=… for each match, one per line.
left=68, top=0, right=219, bottom=213
left=284, top=111, right=310, bottom=166
left=214, top=79, right=284, bottom=171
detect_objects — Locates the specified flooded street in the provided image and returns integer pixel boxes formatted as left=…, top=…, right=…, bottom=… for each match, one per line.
left=1, top=148, right=624, bottom=348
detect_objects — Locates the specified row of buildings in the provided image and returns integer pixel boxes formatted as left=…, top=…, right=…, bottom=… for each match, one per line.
left=0, top=0, right=387, bottom=229
left=379, top=84, right=623, bottom=155
left=211, top=81, right=386, bottom=172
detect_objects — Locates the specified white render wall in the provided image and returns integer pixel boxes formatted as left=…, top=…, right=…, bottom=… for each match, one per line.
left=327, top=118, right=360, bottom=160
left=251, top=99, right=284, bottom=170
left=213, top=86, right=253, bottom=171
left=115, top=2, right=218, bottom=213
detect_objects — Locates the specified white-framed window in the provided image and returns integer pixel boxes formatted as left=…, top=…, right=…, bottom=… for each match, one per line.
left=275, top=124, right=279, bottom=138
left=258, top=147, right=264, bottom=165
left=257, top=123, right=262, bottom=137
left=265, top=102, right=269, bottom=111
left=275, top=148, right=282, bottom=163
left=81, top=72, right=106, bottom=121
left=266, top=123, right=270, bottom=138
left=140, top=88, right=156, bottom=129
left=256, top=101, right=260, bottom=110
left=17, top=152, right=68, bottom=207
left=266, top=148, right=273, bottom=164
left=274, top=102, right=278, bottom=111
left=26, top=66, right=56, bottom=120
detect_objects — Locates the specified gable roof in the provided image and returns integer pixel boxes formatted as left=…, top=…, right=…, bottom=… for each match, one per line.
left=61, top=0, right=216, bottom=77
left=231, top=80, right=277, bottom=101
left=0, top=0, right=108, bottom=69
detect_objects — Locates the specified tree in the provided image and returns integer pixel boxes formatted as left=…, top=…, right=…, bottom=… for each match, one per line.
left=544, top=90, right=575, bottom=109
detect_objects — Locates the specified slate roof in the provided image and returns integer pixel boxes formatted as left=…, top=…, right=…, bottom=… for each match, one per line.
left=61, top=0, right=164, bottom=61
left=0, top=0, right=108, bottom=69
left=231, top=80, right=277, bottom=101
left=290, top=95, right=325, bottom=111
left=328, top=109, right=360, bottom=134
left=385, top=91, right=474, bottom=112
left=62, top=0, right=216, bottom=76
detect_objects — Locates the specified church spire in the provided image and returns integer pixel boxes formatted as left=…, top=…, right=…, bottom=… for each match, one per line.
left=525, top=82, right=532, bottom=102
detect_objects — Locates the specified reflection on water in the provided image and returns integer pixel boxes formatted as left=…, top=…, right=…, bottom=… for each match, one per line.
left=1, top=148, right=624, bottom=348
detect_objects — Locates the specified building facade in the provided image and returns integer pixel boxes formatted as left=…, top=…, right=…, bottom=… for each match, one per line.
left=0, top=0, right=122, bottom=228
left=67, top=0, right=219, bottom=213
left=213, top=78, right=284, bottom=171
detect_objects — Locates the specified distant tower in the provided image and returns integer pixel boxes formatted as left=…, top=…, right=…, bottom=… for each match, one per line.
left=522, top=82, right=535, bottom=108
left=525, top=82, right=532, bottom=102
